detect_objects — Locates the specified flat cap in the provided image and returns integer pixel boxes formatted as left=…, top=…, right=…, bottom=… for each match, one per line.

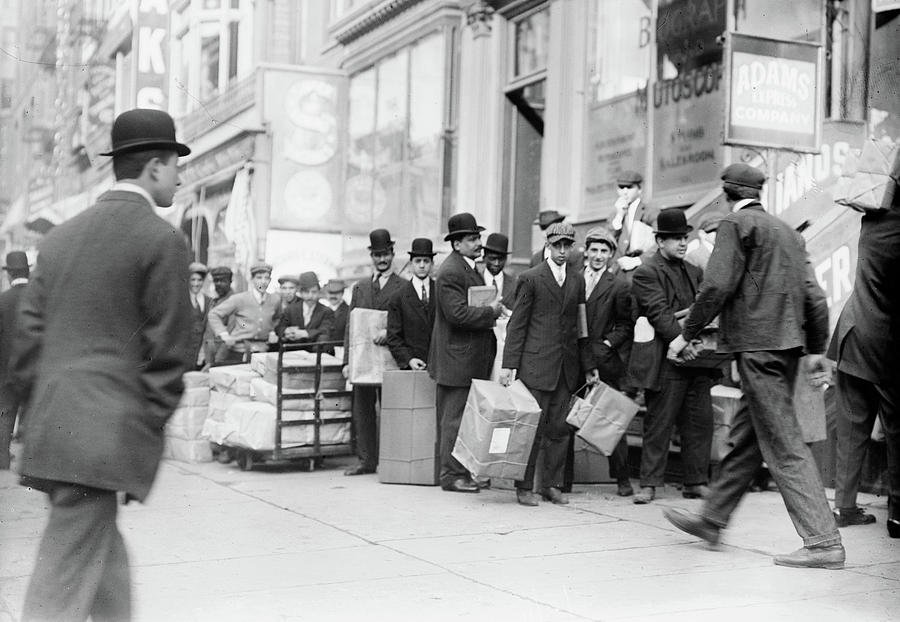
left=298, top=271, right=320, bottom=290
left=188, top=262, right=208, bottom=276
left=584, top=226, right=617, bottom=251
left=721, top=163, right=766, bottom=189
left=616, top=170, right=643, bottom=186
left=277, top=274, right=300, bottom=286
left=209, top=266, right=233, bottom=279
left=545, top=222, right=576, bottom=244
left=249, top=262, right=273, bottom=276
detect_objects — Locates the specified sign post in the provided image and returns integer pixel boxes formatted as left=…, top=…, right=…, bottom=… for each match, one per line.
left=724, top=33, right=824, bottom=153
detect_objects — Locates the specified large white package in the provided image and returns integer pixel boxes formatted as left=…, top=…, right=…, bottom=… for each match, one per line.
left=166, top=406, right=209, bottom=440
left=201, top=418, right=226, bottom=444
left=248, top=352, right=345, bottom=390
left=208, top=364, right=258, bottom=396
left=163, top=437, right=213, bottom=463
left=218, top=401, right=351, bottom=451
left=209, top=389, right=244, bottom=421
left=178, top=386, right=210, bottom=408
left=249, top=377, right=351, bottom=411
left=249, top=351, right=342, bottom=376
left=183, top=371, right=209, bottom=388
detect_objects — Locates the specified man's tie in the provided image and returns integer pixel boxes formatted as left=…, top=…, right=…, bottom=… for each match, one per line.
left=373, top=275, right=381, bottom=294
left=585, top=270, right=597, bottom=299
left=191, top=295, right=199, bottom=310
left=620, top=206, right=633, bottom=256
left=421, top=282, right=428, bottom=304
left=491, top=276, right=498, bottom=292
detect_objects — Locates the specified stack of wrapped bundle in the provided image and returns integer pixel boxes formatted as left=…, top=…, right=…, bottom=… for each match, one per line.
left=163, top=371, right=212, bottom=462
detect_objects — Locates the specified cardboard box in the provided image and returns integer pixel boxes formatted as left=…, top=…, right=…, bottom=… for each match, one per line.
left=573, top=437, right=616, bottom=484
left=381, top=370, right=435, bottom=409
left=379, top=371, right=438, bottom=485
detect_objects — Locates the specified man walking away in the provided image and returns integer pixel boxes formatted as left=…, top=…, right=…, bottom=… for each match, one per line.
left=0, top=251, right=30, bottom=469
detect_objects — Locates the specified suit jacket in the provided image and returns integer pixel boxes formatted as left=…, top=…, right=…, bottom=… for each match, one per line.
left=502, top=262, right=584, bottom=393
left=682, top=202, right=829, bottom=355
left=278, top=300, right=335, bottom=345
left=428, top=251, right=497, bottom=387
left=529, top=247, right=584, bottom=271
left=580, top=269, right=633, bottom=385
left=0, top=282, right=27, bottom=391
left=476, top=266, right=518, bottom=309
left=386, top=279, right=435, bottom=368
left=613, top=200, right=657, bottom=259
left=330, top=301, right=349, bottom=345
left=342, top=272, right=404, bottom=365
left=629, top=252, right=703, bottom=389
left=827, top=209, right=900, bottom=384
left=10, top=190, right=193, bottom=501
left=188, top=294, right=212, bottom=362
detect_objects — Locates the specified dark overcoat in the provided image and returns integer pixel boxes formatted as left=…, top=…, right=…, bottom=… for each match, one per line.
left=188, top=294, right=212, bottom=362
left=428, top=251, right=496, bottom=387
left=330, top=301, right=349, bottom=344
left=0, top=282, right=27, bottom=390
left=11, top=190, right=194, bottom=501
left=502, top=262, right=584, bottom=393
left=580, top=269, right=633, bottom=384
left=278, top=300, right=335, bottom=344
left=386, top=279, right=435, bottom=368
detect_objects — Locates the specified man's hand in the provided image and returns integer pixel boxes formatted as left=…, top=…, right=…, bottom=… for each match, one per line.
left=409, top=358, right=427, bottom=371
left=616, top=255, right=642, bottom=272
left=488, top=299, right=504, bottom=318
left=498, top=368, right=516, bottom=386
left=267, top=331, right=279, bottom=344
left=222, top=334, right=237, bottom=347
left=294, top=329, right=309, bottom=340
left=372, top=328, right=388, bottom=346
left=804, top=354, right=832, bottom=388
left=585, top=369, right=600, bottom=385
left=667, top=334, right=689, bottom=361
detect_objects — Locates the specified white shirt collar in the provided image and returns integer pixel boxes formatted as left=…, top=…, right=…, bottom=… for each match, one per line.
left=483, top=270, right=503, bottom=288
left=732, top=198, right=761, bottom=213
left=10, top=277, right=28, bottom=286
left=547, top=258, right=566, bottom=282
left=462, top=255, right=476, bottom=270
left=111, top=182, right=159, bottom=209
left=585, top=266, right=606, bottom=280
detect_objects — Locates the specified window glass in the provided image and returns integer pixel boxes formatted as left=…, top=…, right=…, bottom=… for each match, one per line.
left=514, top=8, right=549, bottom=78
left=200, top=27, right=221, bottom=101
left=734, top=0, right=823, bottom=43
left=588, top=0, right=651, bottom=102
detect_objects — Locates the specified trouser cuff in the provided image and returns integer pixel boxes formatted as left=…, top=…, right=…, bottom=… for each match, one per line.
left=802, top=532, right=842, bottom=548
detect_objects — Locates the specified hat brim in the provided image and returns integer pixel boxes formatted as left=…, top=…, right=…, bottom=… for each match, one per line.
left=482, top=248, right=511, bottom=255
left=546, top=235, right=576, bottom=244
left=653, top=226, right=694, bottom=235
left=408, top=252, right=437, bottom=257
left=443, top=226, right=485, bottom=241
left=100, top=139, right=191, bottom=157
left=367, top=242, right=395, bottom=252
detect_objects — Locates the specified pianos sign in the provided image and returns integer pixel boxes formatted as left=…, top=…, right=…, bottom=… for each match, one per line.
left=725, top=33, right=823, bottom=153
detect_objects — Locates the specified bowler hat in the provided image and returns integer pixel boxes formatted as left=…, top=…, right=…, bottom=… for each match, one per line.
left=209, top=266, right=233, bottom=279
left=249, top=261, right=273, bottom=276
left=408, top=238, right=437, bottom=257
left=298, top=271, right=320, bottom=290
left=533, top=210, right=566, bottom=229
left=721, top=163, right=766, bottom=189
left=482, top=233, right=511, bottom=255
left=277, top=274, right=300, bottom=286
left=100, top=108, right=191, bottom=157
left=584, top=226, right=617, bottom=252
left=368, top=229, right=395, bottom=252
left=653, top=208, right=693, bottom=236
left=444, top=212, right=485, bottom=241
left=324, top=279, right=345, bottom=293
left=545, top=222, right=576, bottom=244
left=3, top=251, right=29, bottom=271
left=616, top=170, right=643, bottom=186
left=189, top=262, right=208, bottom=276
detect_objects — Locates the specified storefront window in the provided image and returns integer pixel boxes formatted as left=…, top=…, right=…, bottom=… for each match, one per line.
left=733, top=0, right=823, bottom=43
left=345, top=32, right=448, bottom=238
left=588, top=0, right=651, bottom=102
left=513, top=7, right=549, bottom=79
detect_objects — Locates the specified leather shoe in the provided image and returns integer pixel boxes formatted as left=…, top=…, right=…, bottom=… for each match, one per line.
left=617, top=482, right=634, bottom=497
left=540, top=487, right=569, bottom=505
left=473, top=477, right=492, bottom=490
left=343, top=464, right=375, bottom=476
left=516, top=489, right=539, bottom=506
left=773, top=544, right=845, bottom=570
left=833, top=507, right=876, bottom=527
left=662, top=507, right=721, bottom=545
left=682, top=484, right=710, bottom=499
left=887, top=519, right=900, bottom=539
left=441, top=478, right=479, bottom=493
left=633, top=486, right=655, bottom=504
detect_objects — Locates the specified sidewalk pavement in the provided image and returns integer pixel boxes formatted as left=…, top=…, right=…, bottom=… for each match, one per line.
left=2, top=455, right=898, bottom=622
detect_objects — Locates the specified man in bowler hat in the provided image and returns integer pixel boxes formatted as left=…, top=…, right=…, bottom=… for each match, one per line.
left=480, top=233, right=517, bottom=311
left=0, top=251, right=30, bottom=469
left=665, top=163, right=843, bottom=569
left=11, top=108, right=194, bottom=619
left=429, top=213, right=504, bottom=493
left=628, top=208, right=714, bottom=505
left=343, top=229, right=404, bottom=475
left=387, top=238, right=436, bottom=370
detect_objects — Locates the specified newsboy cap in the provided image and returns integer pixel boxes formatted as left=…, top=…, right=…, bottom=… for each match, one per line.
left=721, top=163, right=766, bottom=189
left=249, top=262, right=273, bottom=276
left=188, top=262, right=208, bottom=276
left=545, top=222, right=576, bottom=244
left=584, top=227, right=617, bottom=251
left=616, top=170, right=643, bottom=186
left=277, top=274, right=300, bottom=286
left=209, top=266, right=233, bottom=279
left=100, top=108, right=191, bottom=157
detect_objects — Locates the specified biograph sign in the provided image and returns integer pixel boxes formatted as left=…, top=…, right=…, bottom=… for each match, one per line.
left=133, top=0, right=169, bottom=110
left=725, top=33, right=823, bottom=153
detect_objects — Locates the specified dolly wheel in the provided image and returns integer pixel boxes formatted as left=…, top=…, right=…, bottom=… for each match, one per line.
left=238, top=451, right=254, bottom=471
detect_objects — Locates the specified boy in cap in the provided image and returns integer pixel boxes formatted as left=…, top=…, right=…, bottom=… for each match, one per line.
left=665, top=163, right=844, bottom=569
left=387, top=238, right=436, bottom=370
left=628, top=208, right=714, bottom=505
left=530, top=211, right=584, bottom=269
left=278, top=271, right=334, bottom=350
left=277, top=274, right=300, bottom=306
left=580, top=227, right=635, bottom=496
left=343, top=229, right=404, bottom=476
left=0, top=251, right=30, bottom=469
left=611, top=170, right=657, bottom=275
left=188, top=262, right=212, bottom=369
left=323, top=279, right=349, bottom=345
left=203, top=266, right=237, bottom=367
left=13, top=108, right=194, bottom=619
left=500, top=222, right=585, bottom=506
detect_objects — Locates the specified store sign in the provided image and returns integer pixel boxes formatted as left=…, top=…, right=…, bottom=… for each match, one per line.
left=725, top=33, right=823, bottom=153
left=133, top=0, right=169, bottom=109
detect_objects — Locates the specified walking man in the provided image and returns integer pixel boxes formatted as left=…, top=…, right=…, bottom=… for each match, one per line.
left=429, top=213, right=502, bottom=493
left=665, top=163, right=843, bottom=569
left=0, top=251, right=30, bottom=469
left=12, top=108, right=194, bottom=619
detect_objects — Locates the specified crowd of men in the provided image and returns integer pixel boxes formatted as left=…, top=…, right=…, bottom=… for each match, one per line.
left=3, top=107, right=898, bottom=619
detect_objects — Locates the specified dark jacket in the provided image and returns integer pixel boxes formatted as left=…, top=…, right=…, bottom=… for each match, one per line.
left=428, top=251, right=497, bottom=387
left=580, top=269, right=633, bottom=385
left=476, top=266, right=518, bottom=310
left=188, top=294, right=212, bottom=363
left=330, top=301, right=349, bottom=345
left=342, top=272, right=404, bottom=365
left=682, top=202, right=829, bottom=355
left=386, top=279, right=435, bottom=368
left=203, top=290, right=234, bottom=366
left=277, top=299, right=335, bottom=345
left=826, top=208, right=900, bottom=384
left=0, top=282, right=27, bottom=391
left=629, top=251, right=703, bottom=390
left=11, top=190, right=193, bottom=501
left=502, top=262, right=584, bottom=393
